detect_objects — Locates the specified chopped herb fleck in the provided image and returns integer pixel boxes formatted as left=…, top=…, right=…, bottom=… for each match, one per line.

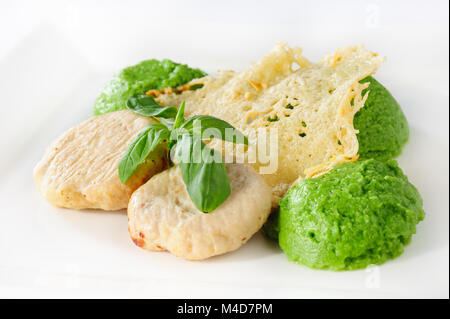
left=299, top=132, right=307, bottom=137
left=301, top=121, right=307, bottom=127
left=189, top=83, right=204, bottom=90
left=267, top=115, right=279, bottom=122
left=338, top=140, right=342, bottom=145
left=285, top=104, right=294, bottom=110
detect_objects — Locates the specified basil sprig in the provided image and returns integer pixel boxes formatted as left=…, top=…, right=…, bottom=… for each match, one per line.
left=119, top=96, right=248, bottom=213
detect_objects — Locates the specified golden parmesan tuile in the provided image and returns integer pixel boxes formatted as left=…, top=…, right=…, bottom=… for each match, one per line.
left=156, top=43, right=385, bottom=206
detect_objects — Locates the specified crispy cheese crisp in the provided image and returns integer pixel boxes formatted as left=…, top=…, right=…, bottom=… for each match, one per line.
left=157, top=44, right=384, bottom=206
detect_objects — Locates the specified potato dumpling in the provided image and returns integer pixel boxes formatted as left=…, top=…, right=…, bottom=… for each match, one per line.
left=128, top=163, right=272, bottom=260
left=34, top=110, right=168, bottom=210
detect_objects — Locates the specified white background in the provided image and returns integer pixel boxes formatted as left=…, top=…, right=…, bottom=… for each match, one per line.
left=0, top=0, right=448, bottom=298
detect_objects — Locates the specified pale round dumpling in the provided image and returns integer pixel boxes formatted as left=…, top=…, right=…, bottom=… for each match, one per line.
left=34, top=110, right=168, bottom=210
left=128, top=163, right=272, bottom=260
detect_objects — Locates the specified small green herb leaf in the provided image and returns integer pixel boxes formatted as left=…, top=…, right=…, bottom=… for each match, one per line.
left=118, top=123, right=170, bottom=183
left=267, top=115, right=279, bottom=122
left=173, top=101, right=186, bottom=129
left=179, top=115, right=248, bottom=145
left=126, top=95, right=178, bottom=119
left=189, top=83, right=204, bottom=90
left=175, top=135, right=231, bottom=213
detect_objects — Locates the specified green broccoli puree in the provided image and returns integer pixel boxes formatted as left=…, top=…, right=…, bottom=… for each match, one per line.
left=355, top=76, right=409, bottom=161
left=94, top=59, right=206, bottom=115
left=263, top=76, right=412, bottom=243
left=278, top=159, right=424, bottom=270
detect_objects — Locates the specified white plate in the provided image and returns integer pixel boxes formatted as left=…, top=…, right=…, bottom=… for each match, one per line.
left=0, top=0, right=448, bottom=298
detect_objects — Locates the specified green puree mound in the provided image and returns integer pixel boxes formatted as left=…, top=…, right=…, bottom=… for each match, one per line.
left=263, top=76, right=411, bottom=242
left=279, top=159, right=424, bottom=270
left=94, top=59, right=206, bottom=115
left=355, top=76, right=409, bottom=161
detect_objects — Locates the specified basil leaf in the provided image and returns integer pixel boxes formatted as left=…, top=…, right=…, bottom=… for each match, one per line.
left=175, top=134, right=231, bottom=213
left=118, top=123, right=170, bottom=183
left=173, top=101, right=186, bottom=129
left=180, top=115, right=248, bottom=145
left=159, top=117, right=175, bottom=130
left=126, top=94, right=178, bottom=119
